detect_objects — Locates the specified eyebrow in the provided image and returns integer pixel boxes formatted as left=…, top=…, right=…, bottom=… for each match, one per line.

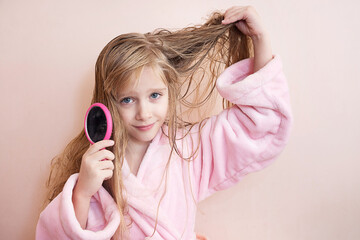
left=149, top=88, right=168, bottom=92
left=118, top=88, right=168, bottom=98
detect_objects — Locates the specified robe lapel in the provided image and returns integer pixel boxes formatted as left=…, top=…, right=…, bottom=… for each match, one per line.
left=122, top=164, right=182, bottom=239
left=121, top=128, right=182, bottom=239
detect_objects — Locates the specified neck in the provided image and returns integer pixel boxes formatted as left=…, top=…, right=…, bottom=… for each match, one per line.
left=126, top=139, right=150, bottom=158
left=125, top=139, right=150, bottom=176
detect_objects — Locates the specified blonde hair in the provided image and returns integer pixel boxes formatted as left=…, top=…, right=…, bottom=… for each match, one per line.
left=45, top=11, right=253, bottom=239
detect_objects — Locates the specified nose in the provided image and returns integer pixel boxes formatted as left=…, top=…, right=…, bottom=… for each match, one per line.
left=135, top=100, right=152, bottom=121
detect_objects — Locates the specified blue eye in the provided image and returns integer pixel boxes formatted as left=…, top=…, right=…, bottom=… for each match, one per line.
left=150, top=93, right=161, bottom=99
left=120, top=97, right=133, bottom=104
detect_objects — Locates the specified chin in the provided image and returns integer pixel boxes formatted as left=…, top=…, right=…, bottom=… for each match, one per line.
left=134, top=130, right=159, bottom=143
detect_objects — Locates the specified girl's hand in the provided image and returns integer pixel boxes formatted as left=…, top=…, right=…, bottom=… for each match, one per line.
left=222, top=6, right=266, bottom=40
left=74, top=140, right=115, bottom=200
left=222, top=6, right=273, bottom=72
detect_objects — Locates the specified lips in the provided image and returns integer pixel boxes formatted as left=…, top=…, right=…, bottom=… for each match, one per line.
left=134, top=123, right=155, bottom=131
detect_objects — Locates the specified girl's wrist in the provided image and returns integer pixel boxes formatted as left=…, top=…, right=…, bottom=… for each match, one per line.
left=250, top=31, right=270, bottom=45
left=73, top=183, right=92, bottom=203
left=72, top=183, right=91, bottom=229
left=251, top=32, right=273, bottom=72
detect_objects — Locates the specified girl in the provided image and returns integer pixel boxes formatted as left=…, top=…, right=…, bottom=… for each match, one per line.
left=36, top=6, right=292, bottom=240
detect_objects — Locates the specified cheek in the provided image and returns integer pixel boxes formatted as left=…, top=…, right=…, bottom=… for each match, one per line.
left=118, top=108, right=133, bottom=124
left=154, top=99, right=169, bottom=121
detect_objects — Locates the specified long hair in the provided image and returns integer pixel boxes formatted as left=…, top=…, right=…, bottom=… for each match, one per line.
left=45, top=11, right=253, bottom=239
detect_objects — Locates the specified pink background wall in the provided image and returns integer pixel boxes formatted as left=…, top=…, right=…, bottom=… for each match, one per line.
left=1, top=0, right=359, bottom=239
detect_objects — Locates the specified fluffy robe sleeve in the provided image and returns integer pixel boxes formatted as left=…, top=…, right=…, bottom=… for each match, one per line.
left=36, top=174, right=121, bottom=240
left=189, top=55, right=293, bottom=202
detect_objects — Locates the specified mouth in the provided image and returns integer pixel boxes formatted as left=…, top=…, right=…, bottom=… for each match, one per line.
left=134, top=123, right=155, bottom=131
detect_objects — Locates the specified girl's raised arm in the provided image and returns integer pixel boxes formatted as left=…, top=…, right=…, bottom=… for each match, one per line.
left=186, top=7, right=292, bottom=201
left=189, top=54, right=292, bottom=202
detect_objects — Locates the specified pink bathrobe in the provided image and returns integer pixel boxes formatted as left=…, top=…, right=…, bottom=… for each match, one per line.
left=36, top=55, right=293, bottom=240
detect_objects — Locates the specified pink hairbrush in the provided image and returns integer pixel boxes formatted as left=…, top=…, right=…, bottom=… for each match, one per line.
left=84, top=103, right=113, bottom=144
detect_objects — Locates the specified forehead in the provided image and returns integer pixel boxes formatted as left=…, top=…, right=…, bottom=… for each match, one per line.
left=119, top=65, right=168, bottom=95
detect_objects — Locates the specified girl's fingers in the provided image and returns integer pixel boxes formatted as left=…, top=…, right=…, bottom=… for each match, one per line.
left=223, top=6, right=240, bottom=16
left=98, top=159, right=114, bottom=171
left=86, top=140, right=115, bottom=155
left=102, top=169, right=114, bottom=181
left=90, top=149, right=115, bottom=162
left=222, top=6, right=255, bottom=24
left=222, top=6, right=246, bottom=23
left=222, top=6, right=264, bottom=38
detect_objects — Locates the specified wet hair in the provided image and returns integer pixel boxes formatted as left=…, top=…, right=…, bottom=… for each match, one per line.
left=45, top=11, right=253, bottom=238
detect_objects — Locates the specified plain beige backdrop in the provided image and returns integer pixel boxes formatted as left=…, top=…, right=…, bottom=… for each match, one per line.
left=1, top=0, right=359, bottom=239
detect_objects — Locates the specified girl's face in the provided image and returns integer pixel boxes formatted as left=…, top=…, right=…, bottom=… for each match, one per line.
left=116, top=66, right=169, bottom=146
